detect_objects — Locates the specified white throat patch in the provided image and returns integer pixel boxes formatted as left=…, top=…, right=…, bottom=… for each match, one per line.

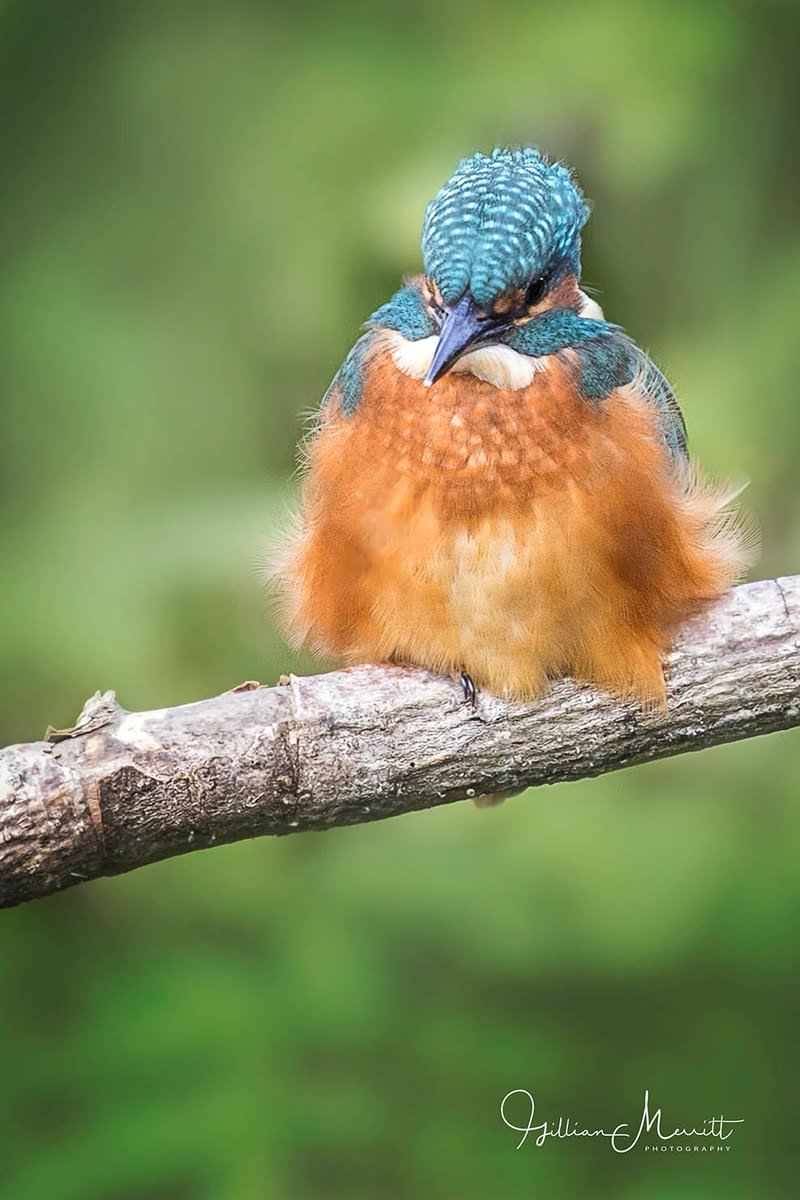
left=384, top=332, right=546, bottom=391
left=383, top=293, right=605, bottom=392
left=578, top=290, right=605, bottom=321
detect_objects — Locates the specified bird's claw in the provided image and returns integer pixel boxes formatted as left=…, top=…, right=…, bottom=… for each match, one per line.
left=460, top=671, right=478, bottom=708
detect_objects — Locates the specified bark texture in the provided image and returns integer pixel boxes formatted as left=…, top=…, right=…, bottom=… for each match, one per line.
left=1, top=576, right=799, bottom=909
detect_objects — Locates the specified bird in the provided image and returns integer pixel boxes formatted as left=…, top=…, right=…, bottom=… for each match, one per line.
left=273, top=147, right=752, bottom=711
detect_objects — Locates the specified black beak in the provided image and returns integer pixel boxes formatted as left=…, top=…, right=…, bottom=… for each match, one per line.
left=424, top=292, right=495, bottom=387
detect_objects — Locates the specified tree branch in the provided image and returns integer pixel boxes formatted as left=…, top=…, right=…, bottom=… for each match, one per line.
left=2, top=576, right=799, bottom=908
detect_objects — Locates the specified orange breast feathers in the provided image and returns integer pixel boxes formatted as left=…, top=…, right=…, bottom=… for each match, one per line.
left=273, top=344, right=752, bottom=705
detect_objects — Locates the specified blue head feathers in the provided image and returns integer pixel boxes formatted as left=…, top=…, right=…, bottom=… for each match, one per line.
left=421, top=147, right=589, bottom=307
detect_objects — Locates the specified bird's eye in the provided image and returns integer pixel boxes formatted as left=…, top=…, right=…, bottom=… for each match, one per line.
left=525, top=274, right=548, bottom=307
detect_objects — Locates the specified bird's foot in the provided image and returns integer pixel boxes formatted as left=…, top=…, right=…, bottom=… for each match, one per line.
left=460, top=671, right=478, bottom=708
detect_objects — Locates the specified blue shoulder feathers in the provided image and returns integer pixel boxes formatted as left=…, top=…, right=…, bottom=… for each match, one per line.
left=324, top=286, right=434, bottom=415
left=628, top=350, right=688, bottom=461
left=326, top=333, right=373, bottom=416
left=504, top=311, right=687, bottom=462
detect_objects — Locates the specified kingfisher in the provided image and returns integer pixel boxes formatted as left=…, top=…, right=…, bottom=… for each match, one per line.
left=275, top=147, right=751, bottom=708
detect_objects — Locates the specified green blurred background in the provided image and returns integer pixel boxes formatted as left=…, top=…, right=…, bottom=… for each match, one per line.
left=1, top=1, right=799, bottom=1196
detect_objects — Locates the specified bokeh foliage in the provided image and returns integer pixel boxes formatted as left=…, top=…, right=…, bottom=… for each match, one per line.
left=1, top=1, right=799, bottom=1196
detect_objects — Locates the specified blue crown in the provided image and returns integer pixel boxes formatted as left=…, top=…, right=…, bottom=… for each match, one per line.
left=421, top=147, right=589, bottom=307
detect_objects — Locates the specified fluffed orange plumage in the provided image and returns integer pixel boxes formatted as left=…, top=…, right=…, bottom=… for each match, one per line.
left=273, top=344, right=751, bottom=707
